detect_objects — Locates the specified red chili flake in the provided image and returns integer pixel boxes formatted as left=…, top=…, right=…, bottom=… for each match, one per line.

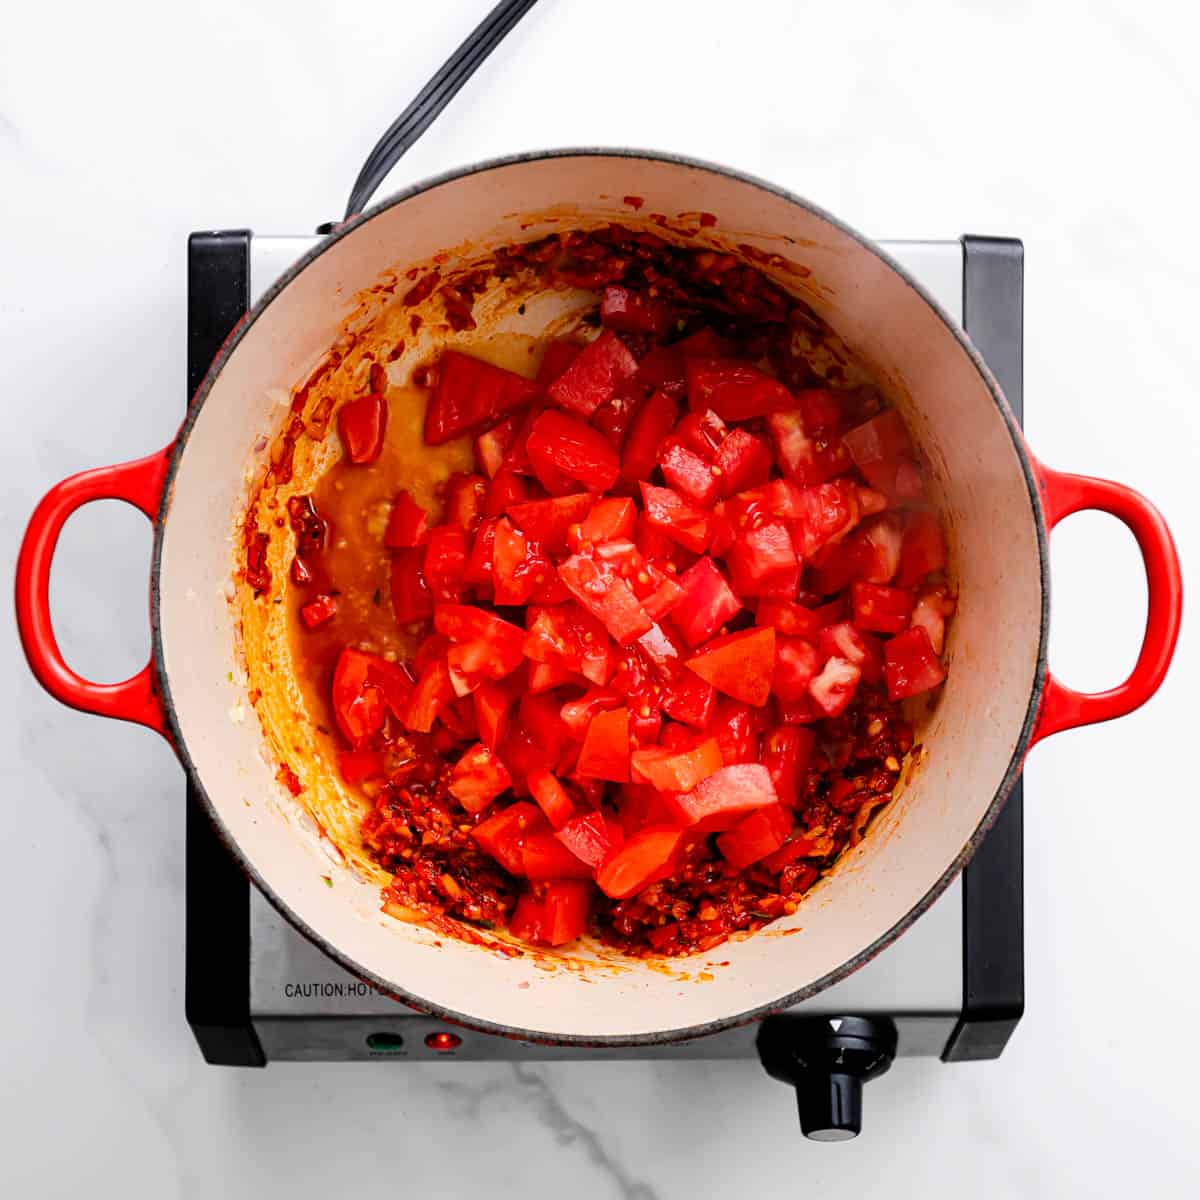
left=403, top=270, right=440, bottom=307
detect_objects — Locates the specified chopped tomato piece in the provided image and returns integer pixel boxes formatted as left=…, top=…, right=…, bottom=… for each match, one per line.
left=331, top=647, right=389, bottom=746
left=537, top=340, right=583, bottom=385
left=851, top=581, right=914, bottom=634
left=521, top=832, right=594, bottom=880
left=670, top=557, right=741, bottom=647
left=514, top=879, right=594, bottom=945
left=518, top=692, right=573, bottom=769
left=816, top=620, right=879, bottom=677
left=595, top=827, right=686, bottom=899
left=492, top=517, right=555, bottom=606
left=547, top=329, right=638, bottom=418
left=842, top=408, right=914, bottom=492
left=884, top=625, right=947, bottom=700
left=729, top=520, right=800, bottom=598
left=686, top=358, right=792, bottom=420
left=631, top=737, right=723, bottom=792
left=527, top=660, right=577, bottom=693
left=639, top=483, right=711, bottom=553
left=445, top=472, right=487, bottom=531
left=634, top=346, right=688, bottom=397
left=772, top=636, right=821, bottom=702
left=449, top=742, right=513, bottom=813
left=337, top=747, right=384, bottom=784
left=576, top=706, right=631, bottom=782
left=557, top=552, right=653, bottom=645
left=808, top=655, right=861, bottom=718
left=404, top=657, right=454, bottom=732
left=528, top=767, right=576, bottom=829
left=910, top=584, right=956, bottom=655
left=790, top=480, right=862, bottom=559
left=579, top=496, right=636, bottom=545
left=300, top=594, right=337, bottom=628
left=600, top=285, right=677, bottom=335
left=423, top=525, right=467, bottom=602
left=673, top=409, right=728, bottom=460
left=717, top=804, right=793, bottom=870
left=621, top=390, right=679, bottom=484
left=524, top=603, right=614, bottom=686
left=474, top=678, right=517, bottom=751
left=761, top=835, right=816, bottom=873
left=526, top=409, right=620, bottom=492
left=475, top=416, right=520, bottom=479
left=384, top=490, right=428, bottom=548
left=483, top=467, right=528, bottom=518
left=462, top=517, right=497, bottom=588
left=897, top=510, right=948, bottom=586
left=715, top=428, right=772, bottom=495
left=686, top=626, right=775, bottom=706
left=390, top=547, right=434, bottom=624
left=767, top=408, right=851, bottom=486
left=434, top=604, right=526, bottom=673
left=669, top=763, right=779, bottom=831
left=556, top=810, right=623, bottom=869
left=761, top=726, right=815, bottom=807
left=338, top=393, right=387, bottom=464
left=755, top=598, right=821, bottom=639
left=471, top=801, right=546, bottom=875
left=507, top=492, right=594, bottom=551
left=560, top=687, right=621, bottom=739
left=425, top=351, right=541, bottom=445
left=854, top=514, right=904, bottom=584
left=658, top=440, right=720, bottom=508
left=661, top=670, right=717, bottom=729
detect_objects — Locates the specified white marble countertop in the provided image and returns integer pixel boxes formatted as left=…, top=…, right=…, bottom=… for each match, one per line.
left=3, top=0, right=1199, bottom=1194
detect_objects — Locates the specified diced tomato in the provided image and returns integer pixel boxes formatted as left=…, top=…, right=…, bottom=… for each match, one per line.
left=853, top=514, right=904, bottom=583
left=474, top=678, right=517, bottom=751
left=515, top=879, right=594, bottom=945
left=673, top=409, right=728, bottom=460
left=816, top=621, right=882, bottom=686
left=434, top=604, right=525, bottom=671
left=669, top=557, right=740, bottom=648
left=686, top=358, right=792, bottom=420
left=579, top=496, right=637, bottom=545
left=423, top=525, right=467, bottom=601
left=300, top=594, right=337, bottom=628
left=524, top=603, right=614, bottom=686
left=338, top=393, right=387, bottom=464
left=337, top=747, right=384, bottom=784
left=528, top=767, right=576, bottom=829
left=521, top=832, right=594, bottom=880
left=729, top=520, right=800, bottom=598
left=766, top=408, right=851, bottom=486
left=518, top=692, right=574, bottom=769
left=491, top=518, right=544, bottom=605
left=773, top=636, right=821, bottom=702
left=709, top=699, right=767, bottom=765
left=595, top=827, right=686, bottom=899
left=808, top=655, right=861, bottom=718
left=910, top=584, right=956, bottom=655
left=537, top=340, right=583, bottom=386
left=390, top=548, right=434, bottom=624
left=462, top=517, right=497, bottom=588
left=755, top=598, right=821, bottom=639
left=471, top=801, right=546, bottom=875
left=639, top=483, right=711, bottom=553
left=556, top=809, right=623, bottom=869
left=506, top=894, right=543, bottom=941
left=631, top=737, right=723, bottom=792
left=483, top=467, right=528, bottom=518
left=547, top=329, right=638, bottom=418
left=444, top=473, right=486, bottom=532
left=841, top=408, right=925, bottom=498
left=658, top=440, right=720, bottom=508
left=761, top=726, right=815, bottom=807
left=576, top=706, right=631, bottom=783
left=449, top=742, right=513, bottom=813
left=600, top=285, right=677, bottom=335
left=677, top=328, right=735, bottom=358
left=661, top=670, right=717, bottom=729
left=790, top=480, right=863, bottom=560
left=686, top=626, right=775, bottom=706
left=475, top=416, right=520, bottom=479
left=851, top=581, right=914, bottom=634
left=557, top=552, right=653, bottom=645
left=425, top=352, right=541, bottom=445
left=507, top=493, right=594, bottom=552
left=777, top=695, right=824, bottom=725
left=621, top=389, right=679, bottom=484
left=560, top=688, right=621, bottom=739
left=897, top=510, right=948, bottom=586
left=761, top=835, right=816, bottom=873
left=384, top=490, right=428, bottom=548
left=446, top=639, right=491, bottom=696
left=797, top=388, right=844, bottom=433
left=715, top=428, right=772, bottom=495
left=884, top=625, right=948, bottom=700
left=527, top=660, right=577, bottom=693
left=635, top=345, right=687, bottom=396
left=404, top=656, right=454, bottom=732
left=331, top=648, right=388, bottom=746
left=526, top=409, right=620, bottom=492
left=717, top=804, right=793, bottom=870
left=669, top=763, right=779, bottom=831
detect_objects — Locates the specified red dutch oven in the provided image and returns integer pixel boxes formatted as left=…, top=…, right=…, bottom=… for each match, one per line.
left=14, top=150, right=1182, bottom=1045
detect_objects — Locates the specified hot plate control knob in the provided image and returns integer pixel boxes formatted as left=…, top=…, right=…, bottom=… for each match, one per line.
left=756, top=1015, right=898, bottom=1142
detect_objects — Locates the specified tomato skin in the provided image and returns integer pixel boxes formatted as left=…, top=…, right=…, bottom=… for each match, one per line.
left=760, top=726, right=815, bottom=807
left=331, top=647, right=386, bottom=747
left=507, top=493, right=594, bottom=552
left=338, top=393, right=387, bottom=464
left=423, top=525, right=467, bottom=602
left=434, top=604, right=525, bottom=673
left=384, top=490, right=429, bottom=548
left=473, top=678, right=518, bottom=752
left=521, top=833, right=594, bottom=880
left=883, top=625, right=947, bottom=700
left=709, top=697, right=767, bottom=764
left=557, top=552, right=653, bottom=646
left=390, top=547, right=434, bottom=624
left=471, top=801, right=546, bottom=875
left=527, top=410, right=620, bottom=493
left=577, top=707, right=631, bottom=783
left=528, top=768, right=576, bottom=829
left=426, top=352, right=541, bottom=445
left=337, top=747, right=384, bottom=784
left=717, top=804, right=793, bottom=870
left=595, top=827, right=686, bottom=899
left=685, top=626, right=776, bottom=706
left=404, top=657, right=455, bottom=733
left=621, top=389, right=679, bottom=485
left=475, top=415, right=520, bottom=480
left=547, top=329, right=638, bottom=418
left=755, top=598, right=821, bottom=640
left=580, top=496, right=637, bottom=545
left=729, top=520, right=800, bottom=599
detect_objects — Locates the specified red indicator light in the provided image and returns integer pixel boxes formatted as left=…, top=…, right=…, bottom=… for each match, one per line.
left=425, top=1031, right=462, bottom=1051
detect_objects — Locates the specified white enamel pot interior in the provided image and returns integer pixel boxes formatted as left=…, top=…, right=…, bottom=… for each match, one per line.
left=154, top=150, right=1046, bottom=1044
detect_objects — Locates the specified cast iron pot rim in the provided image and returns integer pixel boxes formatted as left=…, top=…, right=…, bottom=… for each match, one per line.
left=150, top=146, right=1049, bottom=1049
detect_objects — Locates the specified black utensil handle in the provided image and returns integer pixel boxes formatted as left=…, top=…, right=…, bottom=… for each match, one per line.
left=342, top=0, right=540, bottom=221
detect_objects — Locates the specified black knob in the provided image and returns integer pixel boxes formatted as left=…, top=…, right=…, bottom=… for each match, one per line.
left=756, top=1015, right=897, bottom=1142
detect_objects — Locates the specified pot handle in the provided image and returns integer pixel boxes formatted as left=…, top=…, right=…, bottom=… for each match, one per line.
left=15, top=447, right=174, bottom=740
left=1029, top=461, right=1182, bottom=747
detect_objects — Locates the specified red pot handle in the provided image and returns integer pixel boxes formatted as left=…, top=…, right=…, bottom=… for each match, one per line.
left=1029, top=461, right=1182, bottom=747
left=15, top=447, right=174, bottom=740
